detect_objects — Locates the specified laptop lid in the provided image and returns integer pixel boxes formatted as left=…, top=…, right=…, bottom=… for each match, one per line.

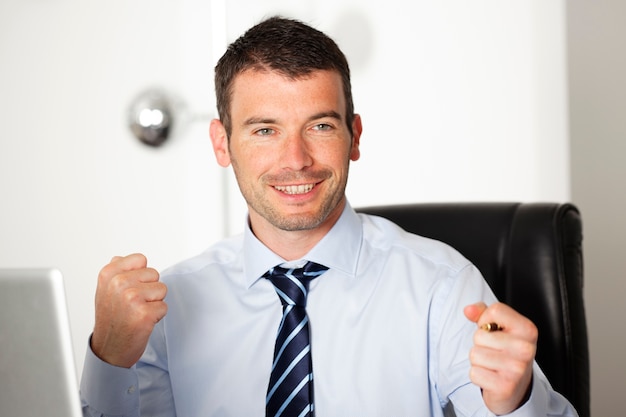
left=0, top=268, right=82, bottom=417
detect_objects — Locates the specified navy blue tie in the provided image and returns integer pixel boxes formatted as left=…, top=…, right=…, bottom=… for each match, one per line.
left=264, top=261, right=329, bottom=417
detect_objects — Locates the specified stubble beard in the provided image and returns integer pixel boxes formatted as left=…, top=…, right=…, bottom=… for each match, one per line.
left=234, top=167, right=349, bottom=232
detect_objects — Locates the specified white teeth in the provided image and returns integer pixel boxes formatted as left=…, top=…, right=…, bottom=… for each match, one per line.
left=274, top=184, right=315, bottom=194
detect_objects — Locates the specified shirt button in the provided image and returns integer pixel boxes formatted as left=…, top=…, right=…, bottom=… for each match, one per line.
left=127, top=385, right=136, bottom=394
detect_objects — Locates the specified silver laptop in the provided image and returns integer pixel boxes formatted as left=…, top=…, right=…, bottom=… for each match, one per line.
left=0, top=268, right=82, bottom=417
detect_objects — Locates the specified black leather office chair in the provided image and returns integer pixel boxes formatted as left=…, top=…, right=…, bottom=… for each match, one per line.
left=357, top=202, right=589, bottom=417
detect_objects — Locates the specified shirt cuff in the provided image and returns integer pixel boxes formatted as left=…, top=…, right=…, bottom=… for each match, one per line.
left=501, top=364, right=577, bottom=417
left=80, top=336, right=140, bottom=416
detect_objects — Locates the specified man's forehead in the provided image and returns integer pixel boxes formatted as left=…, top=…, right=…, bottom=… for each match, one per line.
left=231, top=68, right=342, bottom=90
left=229, top=69, right=346, bottom=113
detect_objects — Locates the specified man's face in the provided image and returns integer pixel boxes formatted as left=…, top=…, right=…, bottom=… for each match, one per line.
left=211, top=69, right=361, bottom=235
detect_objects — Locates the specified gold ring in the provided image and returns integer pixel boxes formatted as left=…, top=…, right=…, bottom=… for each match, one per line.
left=481, top=322, right=503, bottom=332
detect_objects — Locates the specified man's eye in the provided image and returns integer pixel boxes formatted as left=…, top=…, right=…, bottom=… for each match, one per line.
left=255, top=128, right=274, bottom=136
left=313, top=123, right=332, bottom=131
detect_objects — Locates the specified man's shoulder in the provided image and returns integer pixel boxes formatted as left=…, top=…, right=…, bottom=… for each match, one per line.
left=358, top=212, right=472, bottom=273
left=159, top=233, right=244, bottom=282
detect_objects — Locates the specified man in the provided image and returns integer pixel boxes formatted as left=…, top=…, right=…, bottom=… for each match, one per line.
left=81, top=16, right=578, bottom=416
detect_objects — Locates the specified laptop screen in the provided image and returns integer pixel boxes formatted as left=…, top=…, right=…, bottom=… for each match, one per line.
left=0, top=268, right=82, bottom=417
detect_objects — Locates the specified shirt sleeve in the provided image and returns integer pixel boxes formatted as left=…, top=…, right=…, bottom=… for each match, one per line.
left=79, top=337, right=140, bottom=417
left=499, top=364, right=580, bottom=417
left=429, top=264, right=579, bottom=417
left=80, top=324, right=176, bottom=417
left=448, top=364, right=579, bottom=417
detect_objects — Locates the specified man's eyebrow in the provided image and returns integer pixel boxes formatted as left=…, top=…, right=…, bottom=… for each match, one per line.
left=308, top=111, right=343, bottom=122
left=243, top=117, right=276, bottom=126
left=242, top=111, right=343, bottom=127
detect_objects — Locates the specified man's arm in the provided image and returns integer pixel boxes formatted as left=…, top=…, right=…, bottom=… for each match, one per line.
left=464, top=302, right=578, bottom=416
left=81, top=254, right=169, bottom=417
left=80, top=343, right=141, bottom=417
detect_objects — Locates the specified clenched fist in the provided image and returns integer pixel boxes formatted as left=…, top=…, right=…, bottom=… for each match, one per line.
left=91, top=253, right=168, bottom=368
left=464, top=302, right=537, bottom=415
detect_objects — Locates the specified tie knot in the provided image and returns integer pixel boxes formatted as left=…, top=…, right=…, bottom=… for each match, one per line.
left=264, top=261, right=328, bottom=307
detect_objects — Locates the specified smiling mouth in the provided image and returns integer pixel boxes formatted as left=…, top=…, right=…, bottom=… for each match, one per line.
left=273, top=183, right=316, bottom=195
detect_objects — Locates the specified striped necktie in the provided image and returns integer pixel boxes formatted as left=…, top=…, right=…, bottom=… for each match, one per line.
left=264, top=261, right=329, bottom=417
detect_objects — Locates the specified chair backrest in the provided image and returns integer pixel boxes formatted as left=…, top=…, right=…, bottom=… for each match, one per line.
left=357, top=202, right=589, bottom=417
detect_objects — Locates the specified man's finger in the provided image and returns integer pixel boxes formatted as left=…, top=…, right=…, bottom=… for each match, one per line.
left=99, top=253, right=150, bottom=285
left=111, top=253, right=148, bottom=270
left=131, top=267, right=160, bottom=284
left=464, top=301, right=488, bottom=323
left=141, top=281, right=168, bottom=302
left=475, top=303, right=537, bottom=339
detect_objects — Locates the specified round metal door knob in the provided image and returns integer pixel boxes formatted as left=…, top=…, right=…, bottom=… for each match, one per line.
left=128, top=89, right=174, bottom=147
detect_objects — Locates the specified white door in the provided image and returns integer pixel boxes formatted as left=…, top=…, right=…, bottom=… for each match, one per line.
left=0, top=0, right=222, bottom=374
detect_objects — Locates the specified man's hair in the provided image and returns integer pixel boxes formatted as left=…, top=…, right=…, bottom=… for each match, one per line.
left=214, top=16, right=354, bottom=137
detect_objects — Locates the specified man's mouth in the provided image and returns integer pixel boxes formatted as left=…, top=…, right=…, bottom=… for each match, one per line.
left=273, top=183, right=316, bottom=195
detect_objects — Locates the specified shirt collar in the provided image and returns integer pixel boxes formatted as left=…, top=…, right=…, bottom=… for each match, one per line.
left=243, top=201, right=362, bottom=288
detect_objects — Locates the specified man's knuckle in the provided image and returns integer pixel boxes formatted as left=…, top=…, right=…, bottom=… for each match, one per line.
left=122, top=286, right=142, bottom=304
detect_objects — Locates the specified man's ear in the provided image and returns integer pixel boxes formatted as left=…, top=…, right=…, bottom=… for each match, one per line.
left=210, top=119, right=231, bottom=167
left=350, top=114, right=363, bottom=161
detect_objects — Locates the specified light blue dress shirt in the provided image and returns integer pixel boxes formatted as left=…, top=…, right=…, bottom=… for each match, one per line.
left=81, top=202, right=578, bottom=416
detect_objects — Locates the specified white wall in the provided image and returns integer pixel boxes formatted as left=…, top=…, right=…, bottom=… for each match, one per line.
left=0, top=0, right=223, bottom=376
left=223, top=0, right=570, bottom=234
left=0, top=0, right=570, bottom=388
left=567, top=1, right=626, bottom=415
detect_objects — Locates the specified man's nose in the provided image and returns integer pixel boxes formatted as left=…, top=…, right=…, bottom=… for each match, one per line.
left=280, top=134, right=313, bottom=170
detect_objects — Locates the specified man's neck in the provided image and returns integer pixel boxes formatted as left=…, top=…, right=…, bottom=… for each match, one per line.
left=249, top=202, right=345, bottom=261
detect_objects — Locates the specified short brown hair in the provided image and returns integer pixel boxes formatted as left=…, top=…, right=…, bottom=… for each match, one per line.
left=214, top=16, right=354, bottom=137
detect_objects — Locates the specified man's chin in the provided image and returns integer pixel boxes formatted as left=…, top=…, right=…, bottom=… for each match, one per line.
left=271, top=213, right=324, bottom=232
left=250, top=194, right=345, bottom=233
